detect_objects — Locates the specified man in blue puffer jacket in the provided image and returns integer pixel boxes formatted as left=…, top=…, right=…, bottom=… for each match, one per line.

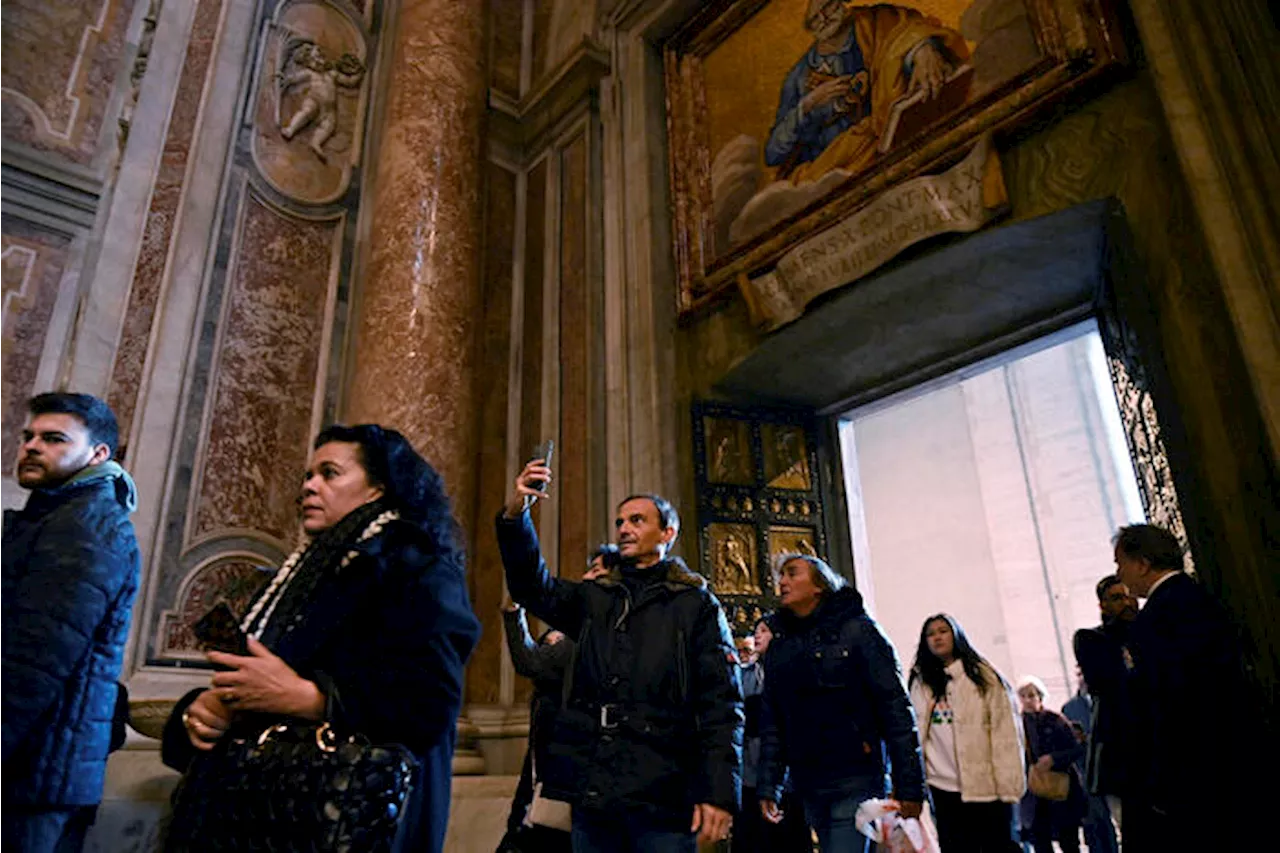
left=3, top=392, right=141, bottom=852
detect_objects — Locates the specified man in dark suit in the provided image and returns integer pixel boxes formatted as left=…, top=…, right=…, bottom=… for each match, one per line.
left=1111, top=524, right=1248, bottom=851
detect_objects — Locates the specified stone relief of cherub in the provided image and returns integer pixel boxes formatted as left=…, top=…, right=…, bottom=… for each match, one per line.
left=276, top=35, right=365, bottom=160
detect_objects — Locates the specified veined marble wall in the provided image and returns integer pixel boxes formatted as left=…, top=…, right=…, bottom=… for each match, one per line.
left=1, top=0, right=139, bottom=167
left=6, top=0, right=383, bottom=695
left=1, top=225, right=73, bottom=465
left=124, top=0, right=378, bottom=692
left=0, top=0, right=146, bottom=508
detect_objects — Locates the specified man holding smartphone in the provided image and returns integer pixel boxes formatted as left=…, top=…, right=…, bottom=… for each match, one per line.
left=496, top=455, right=743, bottom=852
left=3, top=393, right=141, bottom=852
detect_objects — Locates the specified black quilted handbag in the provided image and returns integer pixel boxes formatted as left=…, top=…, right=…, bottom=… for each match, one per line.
left=165, top=721, right=418, bottom=852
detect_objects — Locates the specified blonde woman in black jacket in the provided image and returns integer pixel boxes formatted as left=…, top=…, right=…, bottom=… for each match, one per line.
left=758, top=554, right=924, bottom=853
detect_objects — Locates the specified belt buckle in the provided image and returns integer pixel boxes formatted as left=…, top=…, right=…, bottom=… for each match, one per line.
left=599, top=704, right=620, bottom=729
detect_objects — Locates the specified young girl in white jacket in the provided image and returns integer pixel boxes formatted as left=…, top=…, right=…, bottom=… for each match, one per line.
left=909, top=613, right=1026, bottom=853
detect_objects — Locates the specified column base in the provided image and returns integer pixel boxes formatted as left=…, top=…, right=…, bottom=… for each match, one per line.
left=459, top=704, right=531, bottom=776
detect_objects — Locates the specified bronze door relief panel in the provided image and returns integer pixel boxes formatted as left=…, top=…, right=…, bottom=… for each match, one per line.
left=693, top=402, right=827, bottom=634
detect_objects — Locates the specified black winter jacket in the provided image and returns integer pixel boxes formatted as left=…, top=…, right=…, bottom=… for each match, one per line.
left=161, top=519, right=480, bottom=853
left=501, top=607, right=574, bottom=836
left=2, top=462, right=141, bottom=807
left=497, top=510, right=743, bottom=829
left=503, top=607, right=573, bottom=775
left=1072, top=620, right=1132, bottom=796
left=758, top=587, right=925, bottom=804
left=1124, top=572, right=1254, bottom=810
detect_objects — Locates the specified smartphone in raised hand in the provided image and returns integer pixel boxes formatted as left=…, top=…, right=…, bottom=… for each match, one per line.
left=530, top=439, right=554, bottom=492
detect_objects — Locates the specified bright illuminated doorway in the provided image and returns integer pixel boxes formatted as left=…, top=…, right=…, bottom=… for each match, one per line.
left=838, top=321, right=1144, bottom=703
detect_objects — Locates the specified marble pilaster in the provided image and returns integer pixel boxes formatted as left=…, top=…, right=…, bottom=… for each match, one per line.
left=345, top=0, right=487, bottom=537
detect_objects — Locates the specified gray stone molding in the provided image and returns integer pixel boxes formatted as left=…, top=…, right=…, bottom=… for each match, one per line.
left=0, top=143, right=102, bottom=235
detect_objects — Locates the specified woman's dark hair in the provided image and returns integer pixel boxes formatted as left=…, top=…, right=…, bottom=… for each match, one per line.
left=910, top=613, right=1002, bottom=698
left=313, top=424, right=461, bottom=558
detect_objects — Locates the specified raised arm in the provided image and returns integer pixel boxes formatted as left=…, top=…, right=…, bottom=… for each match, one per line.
left=495, top=459, right=584, bottom=636
left=501, top=605, right=572, bottom=682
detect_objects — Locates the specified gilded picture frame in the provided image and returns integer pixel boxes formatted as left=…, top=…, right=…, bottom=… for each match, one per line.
left=664, top=0, right=1126, bottom=316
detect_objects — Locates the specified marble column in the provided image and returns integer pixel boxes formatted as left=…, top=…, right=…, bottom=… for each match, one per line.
left=346, top=0, right=487, bottom=530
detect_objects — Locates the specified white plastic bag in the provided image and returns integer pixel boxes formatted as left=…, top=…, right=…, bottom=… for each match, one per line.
left=854, top=798, right=941, bottom=853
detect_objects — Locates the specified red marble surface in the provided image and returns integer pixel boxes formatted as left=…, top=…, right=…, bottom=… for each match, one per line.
left=192, top=192, right=338, bottom=545
left=1, top=226, right=71, bottom=468
left=346, top=0, right=487, bottom=538
left=161, top=557, right=272, bottom=654
left=108, top=0, right=225, bottom=457
left=1, top=0, right=137, bottom=164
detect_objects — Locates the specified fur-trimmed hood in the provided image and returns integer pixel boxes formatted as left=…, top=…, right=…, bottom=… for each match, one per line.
left=592, top=555, right=707, bottom=593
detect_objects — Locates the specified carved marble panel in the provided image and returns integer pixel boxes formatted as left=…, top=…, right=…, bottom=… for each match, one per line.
left=1, top=0, right=138, bottom=164
left=189, top=188, right=342, bottom=547
left=157, top=555, right=273, bottom=658
left=1, top=226, right=71, bottom=465
left=250, top=0, right=369, bottom=205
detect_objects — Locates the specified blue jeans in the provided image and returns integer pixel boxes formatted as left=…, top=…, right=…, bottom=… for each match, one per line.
left=802, top=793, right=872, bottom=853
left=1081, top=793, right=1118, bottom=853
left=570, top=807, right=696, bottom=853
